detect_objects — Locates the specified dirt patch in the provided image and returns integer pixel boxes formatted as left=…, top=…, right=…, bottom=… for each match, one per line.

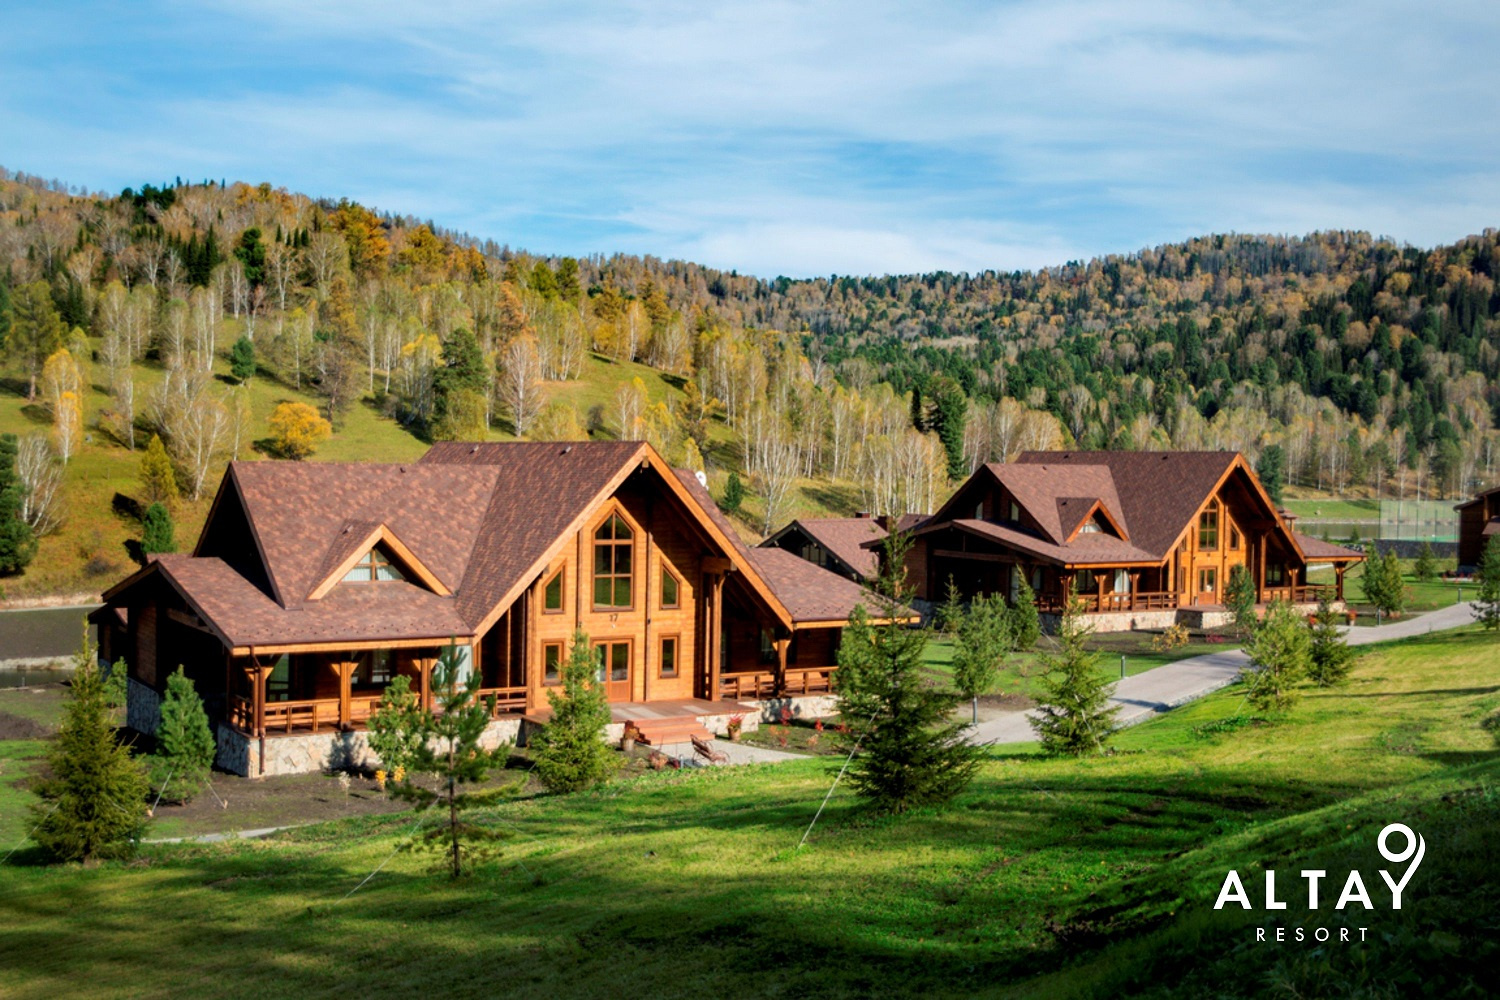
left=0, top=710, right=51, bottom=740
left=147, top=759, right=547, bottom=840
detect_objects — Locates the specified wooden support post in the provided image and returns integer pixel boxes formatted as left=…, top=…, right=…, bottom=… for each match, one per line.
left=1289, top=567, right=1300, bottom=602
left=774, top=636, right=791, bottom=696
left=416, top=655, right=435, bottom=712
left=1257, top=536, right=1267, bottom=602
left=1096, top=571, right=1106, bottom=612
left=244, top=664, right=273, bottom=737
left=1129, top=573, right=1140, bottom=611
left=1335, top=564, right=1346, bottom=602
left=331, top=659, right=357, bottom=731
left=709, top=573, right=724, bottom=702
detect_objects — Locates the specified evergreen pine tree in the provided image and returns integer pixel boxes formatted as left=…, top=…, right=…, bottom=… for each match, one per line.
left=1224, top=563, right=1258, bottom=637
left=951, top=594, right=1012, bottom=724
left=1008, top=573, right=1041, bottom=651
left=140, top=502, right=175, bottom=555
left=1413, top=541, right=1439, bottom=583
left=721, top=470, right=744, bottom=514
left=1472, top=535, right=1500, bottom=633
left=1030, top=593, right=1119, bottom=755
left=0, top=433, right=37, bottom=575
left=938, top=576, right=965, bottom=634
left=392, top=642, right=519, bottom=877
left=531, top=630, right=616, bottom=793
left=1307, top=596, right=1355, bottom=685
left=909, top=382, right=925, bottom=431
left=150, top=667, right=216, bottom=802
left=139, top=434, right=178, bottom=506
left=1255, top=445, right=1286, bottom=505
left=431, top=327, right=489, bottom=440
left=1240, top=600, right=1311, bottom=713
left=229, top=334, right=255, bottom=383
left=366, top=675, right=426, bottom=775
left=834, top=531, right=982, bottom=812
left=31, top=638, right=148, bottom=862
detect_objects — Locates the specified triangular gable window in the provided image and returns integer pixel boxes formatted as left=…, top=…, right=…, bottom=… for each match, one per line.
left=342, top=544, right=408, bottom=583
left=1079, top=512, right=1113, bottom=535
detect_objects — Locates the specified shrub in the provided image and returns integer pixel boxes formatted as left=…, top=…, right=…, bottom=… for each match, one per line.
left=31, top=638, right=149, bottom=862
left=268, top=401, right=332, bottom=460
left=1307, top=596, right=1355, bottom=686
left=531, top=630, right=616, bottom=793
left=1241, top=600, right=1311, bottom=713
left=150, top=666, right=216, bottom=802
left=1030, top=594, right=1119, bottom=755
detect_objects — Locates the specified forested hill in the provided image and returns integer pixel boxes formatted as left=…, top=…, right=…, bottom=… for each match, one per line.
left=0, top=166, right=1496, bottom=596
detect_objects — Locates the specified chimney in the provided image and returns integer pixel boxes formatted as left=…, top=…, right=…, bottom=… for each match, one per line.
left=855, top=511, right=872, bottom=519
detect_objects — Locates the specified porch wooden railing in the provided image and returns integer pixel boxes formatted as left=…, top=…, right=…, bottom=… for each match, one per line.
left=477, top=685, right=528, bottom=715
left=1260, top=584, right=1335, bottom=604
left=1039, top=591, right=1179, bottom=614
left=228, top=693, right=382, bottom=734
left=719, top=666, right=834, bottom=701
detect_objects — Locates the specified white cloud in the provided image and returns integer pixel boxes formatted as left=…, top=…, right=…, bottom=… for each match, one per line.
left=2, top=1, right=1497, bottom=275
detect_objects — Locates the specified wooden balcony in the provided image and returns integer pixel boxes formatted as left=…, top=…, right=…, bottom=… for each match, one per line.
left=719, top=666, right=834, bottom=701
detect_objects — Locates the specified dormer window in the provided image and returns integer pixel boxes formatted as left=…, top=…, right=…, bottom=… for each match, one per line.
left=1008, top=501, right=1021, bottom=523
left=1079, top=519, right=1102, bottom=534
left=343, top=545, right=406, bottom=583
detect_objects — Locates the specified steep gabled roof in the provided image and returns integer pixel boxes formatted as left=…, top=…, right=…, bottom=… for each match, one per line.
left=746, top=548, right=916, bottom=624
left=763, top=517, right=886, bottom=579
left=1014, top=450, right=1236, bottom=555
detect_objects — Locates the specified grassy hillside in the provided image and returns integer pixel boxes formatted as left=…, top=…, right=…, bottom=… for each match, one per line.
left=0, top=341, right=854, bottom=603
left=2, top=628, right=1495, bottom=999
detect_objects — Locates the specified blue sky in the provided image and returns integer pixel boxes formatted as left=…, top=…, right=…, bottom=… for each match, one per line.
left=2, top=1, right=1497, bottom=277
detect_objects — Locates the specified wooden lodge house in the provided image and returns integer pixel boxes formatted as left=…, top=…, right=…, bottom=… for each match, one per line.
left=891, top=450, right=1363, bottom=631
left=1456, top=484, right=1500, bottom=569
left=93, top=442, right=899, bottom=777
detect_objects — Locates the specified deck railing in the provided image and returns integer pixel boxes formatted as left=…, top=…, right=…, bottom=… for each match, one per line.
left=1039, top=591, right=1179, bottom=614
left=228, top=693, right=382, bottom=734
left=719, top=666, right=834, bottom=701
left=477, top=685, right=528, bottom=715
left=1260, top=584, right=1335, bottom=604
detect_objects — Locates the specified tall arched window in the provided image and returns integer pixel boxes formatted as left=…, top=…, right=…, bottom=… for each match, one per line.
left=593, top=513, right=633, bottom=608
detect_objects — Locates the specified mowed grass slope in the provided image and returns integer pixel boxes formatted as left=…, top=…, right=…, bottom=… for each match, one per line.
left=2, top=630, right=1497, bottom=999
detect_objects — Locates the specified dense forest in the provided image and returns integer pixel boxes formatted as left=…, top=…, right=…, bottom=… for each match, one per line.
left=0, top=166, right=1496, bottom=592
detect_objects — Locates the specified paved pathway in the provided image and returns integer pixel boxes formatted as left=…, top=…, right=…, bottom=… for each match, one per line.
left=970, top=600, right=1477, bottom=746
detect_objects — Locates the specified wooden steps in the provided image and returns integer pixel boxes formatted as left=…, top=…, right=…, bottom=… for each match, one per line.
left=627, top=716, right=713, bottom=746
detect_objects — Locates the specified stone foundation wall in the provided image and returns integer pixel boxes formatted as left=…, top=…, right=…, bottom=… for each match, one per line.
left=1040, top=609, right=1180, bottom=634
left=218, top=717, right=524, bottom=778
left=747, top=695, right=840, bottom=723
left=126, top=677, right=161, bottom=735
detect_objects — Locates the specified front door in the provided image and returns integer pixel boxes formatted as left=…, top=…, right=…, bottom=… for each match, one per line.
left=594, top=640, right=633, bottom=701
left=1197, top=567, right=1218, bottom=605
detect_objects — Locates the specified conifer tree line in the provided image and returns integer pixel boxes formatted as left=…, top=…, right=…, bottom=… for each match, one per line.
left=1, top=169, right=1497, bottom=579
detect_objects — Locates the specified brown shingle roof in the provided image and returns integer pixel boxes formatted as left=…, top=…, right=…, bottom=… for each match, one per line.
left=419, top=441, right=646, bottom=625
left=944, top=518, right=1161, bottom=565
left=768, top=518, right=886, bottom=578
left=1014, top=450, right=1235, bottom=555
left=154, top=555, right=469, bottom=647
left=1291, top=533, right=1366, bottom=561
left=110, top=442, right=881, bottom=650
left=746, top=548, right=912, bottom=623
left=986, top=463, right=1128, bottom=544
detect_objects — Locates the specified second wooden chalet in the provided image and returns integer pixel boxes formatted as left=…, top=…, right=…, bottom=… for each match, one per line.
left=898, top=450, right=1363, bottom=632
left=94, top=442, right=904, bottom=777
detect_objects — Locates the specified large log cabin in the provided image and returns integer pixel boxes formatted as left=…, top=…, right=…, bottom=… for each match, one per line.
left=1456, top=484, right=1500, bottom=569
left=897, top=450, right=1364, bottom=632
left=93, top=442, right=902, bottom=777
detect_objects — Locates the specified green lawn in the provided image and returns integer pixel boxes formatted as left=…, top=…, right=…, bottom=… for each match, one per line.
left=4, top=629, right=1495, bottom=998
left=1307, top=558, right=1467, bottom=619
left=1280, top=498, right=1381, bottom=521
left=922, top=631, right=1229, bottom=704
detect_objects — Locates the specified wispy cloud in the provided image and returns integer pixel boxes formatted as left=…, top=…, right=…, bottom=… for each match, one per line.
left=2, top=1, right=1496, bottom=275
